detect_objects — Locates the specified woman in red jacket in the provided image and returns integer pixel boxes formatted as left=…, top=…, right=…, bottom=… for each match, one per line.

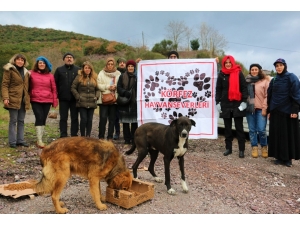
left=29, top=56, right=58, bottom=148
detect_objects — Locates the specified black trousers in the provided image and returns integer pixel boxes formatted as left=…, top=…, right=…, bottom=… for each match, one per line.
left=79, top=107, right=95, bottom=137
left=223, top=115, right=245, bottom=151
left=114, top=108, right=120, bottom=135
left=98, top=104, right=117, bottom=139
left=31, top=102, right=51, bottom=126
left=123, top=122, right=138, bottom=142
left=59, top=100, right=79, bottom=137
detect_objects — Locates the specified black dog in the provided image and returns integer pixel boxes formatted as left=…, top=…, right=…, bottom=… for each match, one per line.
left=125, top=116, right=196, bottom=195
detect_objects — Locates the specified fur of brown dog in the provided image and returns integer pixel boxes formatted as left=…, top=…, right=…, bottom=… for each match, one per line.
left=29, top=137, right=132, bottom=214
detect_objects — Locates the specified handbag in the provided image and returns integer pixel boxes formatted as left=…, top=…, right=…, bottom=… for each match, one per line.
left=48, top=108, right=58, bottom=119
left=102, top=92, right=117, bottom=105
left=117, top=88, right=132, bottom=105
left=101, top=77, right=117, bottom=105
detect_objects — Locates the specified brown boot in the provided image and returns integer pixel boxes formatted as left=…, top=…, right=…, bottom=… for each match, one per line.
left=251, top=146, right=258, bottom=158
left=261, top=146, right=268, bottom=158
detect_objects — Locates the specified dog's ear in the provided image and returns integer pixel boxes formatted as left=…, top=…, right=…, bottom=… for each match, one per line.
left=190, top=119, right=196, bottom=127
left=170, top=119, right=177, bottom=127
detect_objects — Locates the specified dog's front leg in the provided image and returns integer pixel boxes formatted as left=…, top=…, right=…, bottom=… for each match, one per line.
left=89, top=178, right=107, bottom=211
left=163, top=157, right=175, bottom=195
left=178, top=156, right=188, bottom=193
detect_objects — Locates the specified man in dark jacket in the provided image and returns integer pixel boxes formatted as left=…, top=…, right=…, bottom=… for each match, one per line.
left=54, top=52, right=80, bottom=138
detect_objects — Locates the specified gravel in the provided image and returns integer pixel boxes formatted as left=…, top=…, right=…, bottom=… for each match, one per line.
left=0, top=110, right=300, bottom=215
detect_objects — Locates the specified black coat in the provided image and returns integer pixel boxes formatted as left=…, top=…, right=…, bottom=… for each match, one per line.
left=54, top=64, right=80, bottom=101
left=117, top=72, right=137, bottom=118
left=215, top=71, right=248, bottom=118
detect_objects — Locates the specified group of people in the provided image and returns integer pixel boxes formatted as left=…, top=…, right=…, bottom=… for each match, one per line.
left=1, top=52, right=140, bottom=149
left=216, top=55, right=300, bottom=167
left=2, top=51, right=300, bottom=167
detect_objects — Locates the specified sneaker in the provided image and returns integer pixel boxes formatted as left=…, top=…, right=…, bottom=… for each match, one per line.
left=9, top=144, right=17, bottom=148
left=284, top=160, right=292, bottom=167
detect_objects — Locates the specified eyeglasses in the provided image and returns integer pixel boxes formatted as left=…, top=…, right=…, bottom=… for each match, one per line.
left=107, top=63, right=114, bottom=66
left=65, top=56, right=73, bottom=59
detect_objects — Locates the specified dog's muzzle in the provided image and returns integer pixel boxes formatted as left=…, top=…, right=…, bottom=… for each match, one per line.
left=180, top=130, right=188, bottom=138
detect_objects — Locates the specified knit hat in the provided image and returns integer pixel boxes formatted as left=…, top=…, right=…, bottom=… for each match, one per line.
left=117, top=57, right=126, bottom=64
left=273, top=58, right=286, bottom=66
left=63, top=52, right=75, bottom=60
left=126, top=60, right=136, bottom=68
left=167, top=50, right=179, bottom=59
left=36, top=56, right=52, bottom=72
left=249, top=63, right=262, bottom=71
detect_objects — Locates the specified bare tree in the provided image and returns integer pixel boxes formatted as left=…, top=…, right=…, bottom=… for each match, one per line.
left=165, top=20, right=188, bottom=51
left=198, top=22, right=227, bottom=57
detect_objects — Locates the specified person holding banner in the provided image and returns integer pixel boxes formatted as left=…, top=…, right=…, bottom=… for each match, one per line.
left=117, top=60, right=138, bottom=145
left=215, top=55, right=248, bottom=158
left=167, top=50, right=179, bottom=59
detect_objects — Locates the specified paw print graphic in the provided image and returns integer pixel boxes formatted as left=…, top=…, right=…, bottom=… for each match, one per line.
left=178, top=76, right=188, bottom=86
left=193, top=73, right=211, bottom=91
left=197, top=96, right=206, bottom=102
left=144, top=92, right=155, bottom=102
left=205, top=90, right=212, bottom=98
left=153, top=105, right=162, bottom=112
left=145, top=75, right=160, bottom=91
left=161, top=112, right=167, bottom=119
left=188, top=108, right=197, bottom=116
left=166, top=76, right=176, bottom=86
left=168, top=111, right=183, bottom=124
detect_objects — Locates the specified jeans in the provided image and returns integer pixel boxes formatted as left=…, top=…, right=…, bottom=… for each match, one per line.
left=223, top=115, right=245, bottom=151
left=8, top=102, right=26, bottom=145
left=246, top=109, right=268, bottom=147
left=98, top=104, right=117, bottom=139
left=79, top=107, right=95, bottom=137
left=59, top=100, right=79, bottom=137
left=31, top=102, right=51, bottom=126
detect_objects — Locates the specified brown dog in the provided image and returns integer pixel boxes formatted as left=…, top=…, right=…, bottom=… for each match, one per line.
left=31, top=137, right=132, bottom=214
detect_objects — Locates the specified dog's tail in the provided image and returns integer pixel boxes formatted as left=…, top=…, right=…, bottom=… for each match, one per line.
left=125, top=142, right=136, bottom=155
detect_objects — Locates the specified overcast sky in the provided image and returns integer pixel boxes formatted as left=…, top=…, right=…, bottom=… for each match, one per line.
left=1, top=1, right=300, bottom=75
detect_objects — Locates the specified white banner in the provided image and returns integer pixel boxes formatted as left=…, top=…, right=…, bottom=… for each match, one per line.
left=137, top=58, right=218, bottom=139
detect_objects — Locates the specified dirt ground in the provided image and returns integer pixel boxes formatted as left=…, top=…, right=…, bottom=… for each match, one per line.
left=0, top=110, right=300, bottom=215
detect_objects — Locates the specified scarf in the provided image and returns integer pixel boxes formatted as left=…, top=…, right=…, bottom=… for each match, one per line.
left=103, top=57, right=117, bottom=73
left=221, top=55, right=242, bottom=101
left=245, top=75, right=260, bottom=113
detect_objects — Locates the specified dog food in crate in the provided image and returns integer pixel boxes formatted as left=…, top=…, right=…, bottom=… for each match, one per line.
left=106, top=178, right=155, bottom=209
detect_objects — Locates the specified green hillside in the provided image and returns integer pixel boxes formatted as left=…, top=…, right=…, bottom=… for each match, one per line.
left=0, top=25, right=167, bottom=75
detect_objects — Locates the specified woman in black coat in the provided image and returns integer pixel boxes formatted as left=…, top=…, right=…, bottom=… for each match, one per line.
left=267, top=58, right=300, bottom=167
left=117, top=60, right=137, bottom=145
left=215, top=55, right=248, bottom=158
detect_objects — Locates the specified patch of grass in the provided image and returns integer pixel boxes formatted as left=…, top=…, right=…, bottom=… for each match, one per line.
left=0, top=102, right=9, bottom=137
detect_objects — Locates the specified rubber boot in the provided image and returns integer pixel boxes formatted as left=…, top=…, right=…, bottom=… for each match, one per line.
left=251, top=146, right=258, bottom=158
left=36, top=126, right=45, bottom=149
left=261, top=146, right=268, bottom=158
